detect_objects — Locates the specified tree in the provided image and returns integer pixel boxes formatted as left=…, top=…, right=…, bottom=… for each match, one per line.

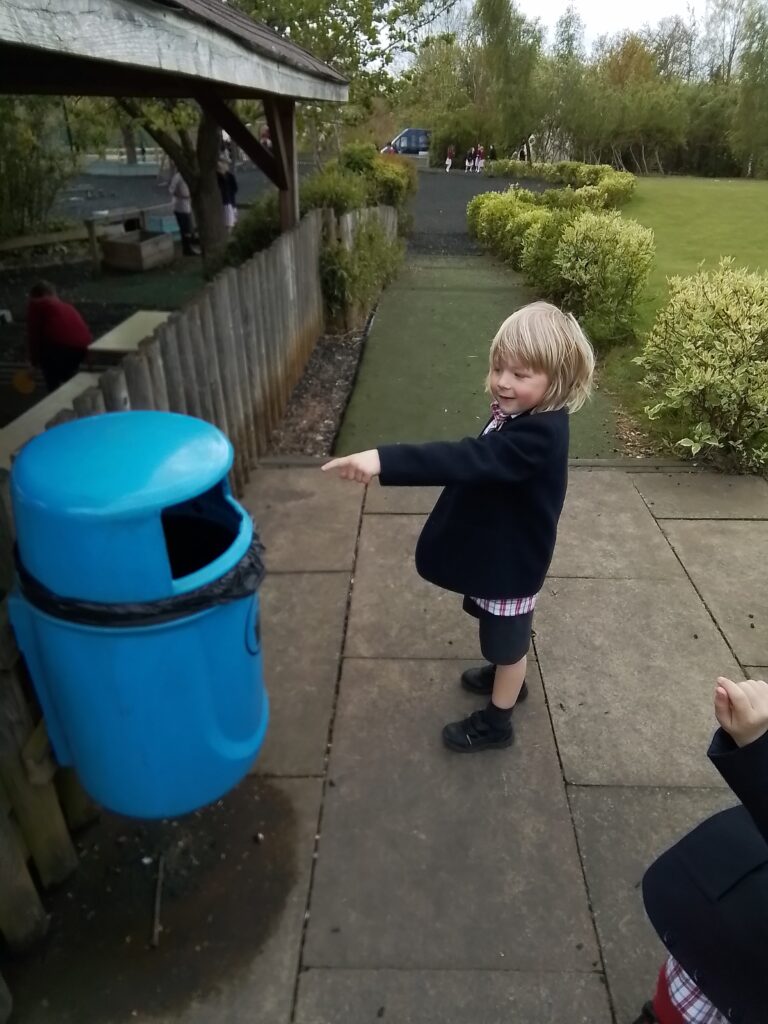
left=644, top=13, right=700, bottom=80
left=703, top=0, right=752, bottom=82
left=732, top=3, right=768, bottom=173
left=471, top=0, right=543, bottom=156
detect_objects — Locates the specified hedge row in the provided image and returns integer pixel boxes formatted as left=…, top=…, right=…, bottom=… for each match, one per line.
left=467, top=185, right=654, bottom=346
left=485, top=159, right=636, bottom=206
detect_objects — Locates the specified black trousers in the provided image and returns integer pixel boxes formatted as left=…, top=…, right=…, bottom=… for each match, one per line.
left=174, top=211, right=195, bottom=255
left=39, top=342, right=85, bottom=394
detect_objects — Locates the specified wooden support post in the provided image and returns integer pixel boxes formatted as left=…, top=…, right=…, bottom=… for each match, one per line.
left=265, top=98, right=299, bottom=231
left=195, top=93, right=283, bottom=188
left=0, top=802, right=48, bottom=951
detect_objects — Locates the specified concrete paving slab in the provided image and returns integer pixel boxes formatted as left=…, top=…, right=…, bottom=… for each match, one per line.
left=746, top=667, right=768, bottom=679
left=662, top=521, right=768, bottom=665
left=549, top=471, right=683, bottom=579
left=365, top=480, right=440, bottom=514
left=344, top=515, right=478, bottom=658
left=295, top=968, right=612, bottom=1024
left=304, top=659, right=599, bottom=971
left=535, top=579, right=742, bottom=786
left=631, top=472, right=768, bottom=519
left=255, top=573, right=349, bottom=776
left=242, top=467, right=363, bottom=573
left=570, top=785, right=735, bottom=1023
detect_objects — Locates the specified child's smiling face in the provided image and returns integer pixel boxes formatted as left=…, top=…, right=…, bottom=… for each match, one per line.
left=490, top=358, right=550, bottom=415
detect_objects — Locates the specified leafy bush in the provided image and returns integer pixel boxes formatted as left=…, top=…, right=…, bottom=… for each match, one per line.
left=520, top=210, right=573, bottom=297
left=225, top=192, right=280, bottom=266
left=555, top=211, right=655, bottom=345
left=540, top=185, right=607, bottom=212
left=338, top=141, right=379, bottom=175
left=299, top=166, right=369, bottom=216
left=484, top=158, right=635, bottom=208
left=636, top=258, right=768, bottom=471
left=321, top=219, right=404, bottom=322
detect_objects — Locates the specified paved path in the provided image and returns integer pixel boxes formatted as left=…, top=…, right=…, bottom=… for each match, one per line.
left=221, top=465, right=765, bottom=1024
left=336, top=170, right=621, bottom=458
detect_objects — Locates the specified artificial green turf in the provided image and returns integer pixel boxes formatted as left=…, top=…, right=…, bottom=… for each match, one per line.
left=335, top=254, right=620, bottom=457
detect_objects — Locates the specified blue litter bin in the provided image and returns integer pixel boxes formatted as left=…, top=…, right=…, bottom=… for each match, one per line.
left=8, top=412, right=268, bottom=819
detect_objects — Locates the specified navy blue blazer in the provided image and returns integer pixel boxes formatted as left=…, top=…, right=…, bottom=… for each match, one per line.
left=378, top=408, right=569, bottom=597
left=643, top=729, right=768, bottom=1024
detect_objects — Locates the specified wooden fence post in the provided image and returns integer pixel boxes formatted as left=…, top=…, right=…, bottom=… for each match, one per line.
left=123, top=352, right=155, bottom=410
left=198, top=291, right=232, bottom=445
left=173, top=312, right=202, bottom=420
left=139, top=333, right=170, bottom=412
left=239, top=260, right=268, bottom=457
left=100, top=366, right=131, bottom=412
left=72, top=387, right=106, bottom=418
left=210, top=275, right=247, bottom=492
left=225, top=268, right=257, bottom=467
left=186, top=304, right=216, bottom=426
left=157, top=321, right=187, bottom=415
left=0, top=804, right=48, bottom=951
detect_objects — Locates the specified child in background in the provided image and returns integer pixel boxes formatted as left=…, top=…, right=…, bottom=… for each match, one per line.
left=636, top=675, right=768, bottom=1024
left=445, top=144, right=455, bottom=173
left=26, top=282, right=92, bottom=393
left=465, top=146, right=475, bottom=173
left=323, top=302, right=594, bottom=752
left=217, top=159, right=239, bottom=232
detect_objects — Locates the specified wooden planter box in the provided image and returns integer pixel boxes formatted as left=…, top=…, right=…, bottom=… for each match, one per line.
left=100, top=230, right=174, bottom=272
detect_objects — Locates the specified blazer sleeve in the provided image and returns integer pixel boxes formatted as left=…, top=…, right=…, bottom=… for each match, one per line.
left=708, top=728, right=768, bottom=846
left=378, top=414, right=559, bottom=487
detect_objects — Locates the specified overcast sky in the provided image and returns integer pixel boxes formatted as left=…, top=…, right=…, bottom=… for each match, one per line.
left=514, top=0, right=709, bottom=46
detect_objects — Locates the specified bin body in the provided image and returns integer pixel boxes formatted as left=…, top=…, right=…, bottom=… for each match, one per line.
left=8, top=412, right=268, bottom=818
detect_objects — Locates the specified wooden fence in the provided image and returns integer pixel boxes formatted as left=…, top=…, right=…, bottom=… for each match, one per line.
left=0, top=203, right=397, bottom=1018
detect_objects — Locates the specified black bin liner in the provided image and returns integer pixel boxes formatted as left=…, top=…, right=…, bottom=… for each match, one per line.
left=15, top=534, right=266, bottom=628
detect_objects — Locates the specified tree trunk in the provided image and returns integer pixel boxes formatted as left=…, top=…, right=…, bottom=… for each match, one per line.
left=121, top=124, right=138, bottom=165
left=194, top=110, right=228, bottom=276
left=524, top=137, right=532, bottom=163
left=654, top=147, right=665, bottom=174
left=640, top=142, right=650, bottom=175
left=628, top=145, right=643, bottom=174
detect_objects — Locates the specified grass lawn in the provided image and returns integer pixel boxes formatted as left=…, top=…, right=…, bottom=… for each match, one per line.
left=603, top=175, right=768, bottom=424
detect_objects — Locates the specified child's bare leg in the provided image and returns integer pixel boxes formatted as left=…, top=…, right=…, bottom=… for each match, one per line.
left=491, top=656, right=527, bottom=710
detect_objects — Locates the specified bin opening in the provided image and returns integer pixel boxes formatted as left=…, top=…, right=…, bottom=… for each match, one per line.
left=162, top=483, right=241, bottom=579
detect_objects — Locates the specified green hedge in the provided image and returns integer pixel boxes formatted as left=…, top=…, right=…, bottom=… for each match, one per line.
left=484, top=158, right=635, bottom=205
left=225, top=143, right=416, bottom=269
left=468, top=180, right=654, bottom=346
left=636, top=258, right=768, bottom=472
left=321, top=219, right=404, bottom=326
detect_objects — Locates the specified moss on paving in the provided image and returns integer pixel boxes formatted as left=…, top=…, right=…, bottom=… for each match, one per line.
left=335, top=254, right=620, bottom=457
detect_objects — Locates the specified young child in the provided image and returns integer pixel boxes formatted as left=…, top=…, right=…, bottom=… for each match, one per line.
left=445, top=144, right=455, bottom=173
left=465, top=146, right=475, bottom=173
left=636, top=675, right=768, bottom=1024
left=26, top=281, right=93, bottom=393
left=322, top=301, right=594, bottom=752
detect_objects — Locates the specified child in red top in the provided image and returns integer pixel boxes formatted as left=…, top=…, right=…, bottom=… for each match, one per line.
left=26, top=281, right=92, bottom=393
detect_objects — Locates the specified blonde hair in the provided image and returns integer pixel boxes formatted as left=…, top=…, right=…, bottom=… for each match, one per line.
left=486, top=301, right=594, bottom=413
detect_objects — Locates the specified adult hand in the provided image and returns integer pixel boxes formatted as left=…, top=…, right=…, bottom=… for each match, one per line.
left=715, top=676, right=768, bottom=747
left=322, top=449, right=381, bottom=484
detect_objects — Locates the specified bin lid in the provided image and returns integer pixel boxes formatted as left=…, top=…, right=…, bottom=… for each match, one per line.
left=12, top=412, right=232, bottom=519
left=10, top=412, right=248, bottom=603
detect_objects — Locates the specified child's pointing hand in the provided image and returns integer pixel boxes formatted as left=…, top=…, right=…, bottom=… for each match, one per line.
left=715, top=676, right=768, bottom=748
left=322, top=449, right=381, bottom=484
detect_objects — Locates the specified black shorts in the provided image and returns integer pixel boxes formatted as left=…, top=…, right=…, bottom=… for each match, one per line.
left=463, top=596, right=533, bottom=665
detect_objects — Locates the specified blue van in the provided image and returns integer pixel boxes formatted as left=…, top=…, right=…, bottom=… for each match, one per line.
left=383, top=128, right=431, bottom=155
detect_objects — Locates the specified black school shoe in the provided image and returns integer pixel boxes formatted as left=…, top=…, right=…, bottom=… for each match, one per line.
left=631, top=1002, right=658, bottom=1024
left=442, top=708, right=514, bottom=752
left=461, top=663, right=529, bottom=703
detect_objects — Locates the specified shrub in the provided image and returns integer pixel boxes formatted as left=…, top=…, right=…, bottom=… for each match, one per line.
left=555, top=211, right=655, bottom=345
left=483, top=158, right=635, bottom=208
left=321, top=219, right=404, bottom=322
left=636, top=258, right=768, bottom=472
left=338, top=141, right=379, bottom=175
left=225, top=192, right=280, bottom=266
left=541, top=185, right=607, bottom=212
left=520, top=210, right=573, bottom=297
left=299, top=166, right=369, bottom=216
